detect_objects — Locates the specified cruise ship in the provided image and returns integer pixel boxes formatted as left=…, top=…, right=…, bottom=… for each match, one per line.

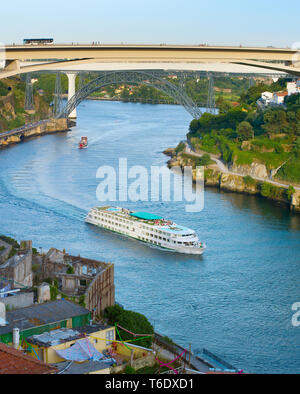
left=85, top=206, right=206, bottom=255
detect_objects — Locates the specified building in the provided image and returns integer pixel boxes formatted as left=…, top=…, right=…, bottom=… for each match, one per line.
left=0, top=287, right=34, bottom=310
left=0, top=342, right=57, bottom=374
left=0, top=240, right=33, bottom=288
left=24, top=322, right=115, bottom=364
left=0, top=240, right=12, bottom=264
left=258, top=80, right=300, bottom=109
left=272, top=91, right=288, bottom=105
left=42, top=249, right=115, bottom=318
left=0, top=299, right=92, bottom=345
left=55, top=359, right=111, bottom=374
left=287, top=81, right=298, bottom=95
left=260, top=91, right=274, bottom=105
left=214, top=87, right=232, bottom=93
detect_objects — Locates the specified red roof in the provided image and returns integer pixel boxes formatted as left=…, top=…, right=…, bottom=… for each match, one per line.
left=276, top=91, right=288, bottom=97
left=0, top=342, right=57, bottom=374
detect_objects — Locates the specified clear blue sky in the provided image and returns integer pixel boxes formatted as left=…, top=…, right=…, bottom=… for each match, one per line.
left=1, top=0, right=299, bottom=47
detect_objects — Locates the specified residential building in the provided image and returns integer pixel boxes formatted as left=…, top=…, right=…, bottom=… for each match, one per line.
left=0, top=240, right=33, bottom=288
left=260, top=91, right=274, bottom=106
left=287, top=81, right=298, bottom=95
left=23, top=322, right=116, bottom=364
left=273, top=91, right=288, bottom=105
left=0, top=299, right=92, bottom=345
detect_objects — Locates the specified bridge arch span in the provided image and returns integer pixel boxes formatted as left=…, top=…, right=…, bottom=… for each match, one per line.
left=57, top=70, right=203, bottom=119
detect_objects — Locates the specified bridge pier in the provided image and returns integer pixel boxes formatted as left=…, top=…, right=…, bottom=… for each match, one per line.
left=66, top=72, right=77, bottom=119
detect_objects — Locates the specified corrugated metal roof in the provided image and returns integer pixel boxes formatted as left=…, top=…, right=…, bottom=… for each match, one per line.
left=0, top=300, right=90, bottom=335
left=56, top=360, right=110, bottom=374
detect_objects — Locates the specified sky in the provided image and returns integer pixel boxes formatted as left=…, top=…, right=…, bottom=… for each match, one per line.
left=1, top=0, right=300, bottom=47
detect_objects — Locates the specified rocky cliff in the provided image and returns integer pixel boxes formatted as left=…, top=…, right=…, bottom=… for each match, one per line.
left=164, top=147, right=300, bottom=214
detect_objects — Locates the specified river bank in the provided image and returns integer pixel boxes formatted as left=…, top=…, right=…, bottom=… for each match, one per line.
left=62, top=93, right=183, bottom=106
left=0, top=118, right=73, bottom=148
left=164, top=144, right=300, bottom=213
left=0, top=100, right=299, bottom=373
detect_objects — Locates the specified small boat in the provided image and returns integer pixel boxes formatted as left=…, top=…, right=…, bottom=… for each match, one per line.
left=78, top=136, right=88, bottom=149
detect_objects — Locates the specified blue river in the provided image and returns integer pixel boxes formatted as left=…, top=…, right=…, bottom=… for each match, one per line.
left=0, top=100, right=299, bottom=373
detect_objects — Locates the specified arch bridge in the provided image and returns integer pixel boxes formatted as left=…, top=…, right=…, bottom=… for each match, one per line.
left=57, top=70, right=204, bottom=119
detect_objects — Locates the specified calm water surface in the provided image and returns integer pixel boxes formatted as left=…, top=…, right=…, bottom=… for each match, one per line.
left=0, top=100, right=299, bottom=373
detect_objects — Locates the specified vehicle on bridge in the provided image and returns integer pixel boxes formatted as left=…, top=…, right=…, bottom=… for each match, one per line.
left=23, top=38, right=54, bottom=45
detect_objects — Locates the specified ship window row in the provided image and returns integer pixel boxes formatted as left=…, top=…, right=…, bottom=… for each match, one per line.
left=95, top=213, right=194, bottom=241
left=99, top=213, right=176, bottom=237
left=92, top=215, right=193, bottom=242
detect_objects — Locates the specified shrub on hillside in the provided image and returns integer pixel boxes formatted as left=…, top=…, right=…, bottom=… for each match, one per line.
left=104, top=304, right=154, bottom=348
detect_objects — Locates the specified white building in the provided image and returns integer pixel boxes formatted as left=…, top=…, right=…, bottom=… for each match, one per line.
left=287, top=82, right=298, bottom=96
left=272, top=91, right=288, bottom=105
left=261, top=91, right=274, bottom=105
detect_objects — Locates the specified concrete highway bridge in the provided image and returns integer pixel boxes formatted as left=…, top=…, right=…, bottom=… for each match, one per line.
left=2, top=44, right=300, bottom=78
left=2, top=44, right=300, bottom=119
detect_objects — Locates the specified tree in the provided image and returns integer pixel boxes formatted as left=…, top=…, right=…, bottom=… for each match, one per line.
left=216, top=96, right=232, bottom=113
left=104, top=305, right=154, bottom=348
left=237, top=121, right=254, bottom=141
left=287, top=186, right=295, bottom=201
left=121, top=88, right=130, bottom=101
left=293, top=137, right=300, bottom=157
left=196, top=153, right=212, bottom=166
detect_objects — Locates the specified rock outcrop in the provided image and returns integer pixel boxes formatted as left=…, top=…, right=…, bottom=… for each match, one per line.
left=291, top=190, right=300, bottom=213
left=229, top=161, right=269, bottom=179
left=164, top=146, right=299, bottom=214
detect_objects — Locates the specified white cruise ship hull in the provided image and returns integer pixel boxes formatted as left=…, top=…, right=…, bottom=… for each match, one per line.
left=85, top=207, right=206, bottom=256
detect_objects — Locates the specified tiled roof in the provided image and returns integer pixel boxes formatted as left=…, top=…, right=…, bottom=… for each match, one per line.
left=0, top=299, right=90, bottom=336
left=275, top=91, right=288, bottom=96
left=0, top=342, right=57, bottom=374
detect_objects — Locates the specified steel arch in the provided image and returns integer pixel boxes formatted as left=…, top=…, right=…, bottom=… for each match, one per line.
left=57, top=70, right=203, bottom=119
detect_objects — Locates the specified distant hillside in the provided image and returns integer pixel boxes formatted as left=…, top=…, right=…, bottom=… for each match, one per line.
left=187, top=79, right=300, bottom=185
left=0, top=78, right=50, bottom=133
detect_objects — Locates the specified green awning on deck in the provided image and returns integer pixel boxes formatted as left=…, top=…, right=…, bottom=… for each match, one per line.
left=130, top=212, right=162, bottom=221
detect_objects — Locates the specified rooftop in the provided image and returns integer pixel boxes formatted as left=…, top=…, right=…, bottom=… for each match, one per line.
left=26, top=323, right=112, bottom=348
left=130, top=212, right=163, bottom=221
left=0, top=299, right=90, bottom=336
left=55, top=360, right=111, bottom=374
left=0, top=342, right=57, bottom=374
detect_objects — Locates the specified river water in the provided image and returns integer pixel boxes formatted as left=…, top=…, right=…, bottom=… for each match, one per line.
left=0, top=100, right=299, bottom=373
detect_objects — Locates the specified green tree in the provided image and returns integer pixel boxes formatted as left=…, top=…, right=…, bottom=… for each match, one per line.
left=260, top=182, right=272, bottom=198
left=216, top=96, right=232, bottom=113
left=237, top=121, right=254, bottom=141
left=287, top=185, right=295, bottom=201
left=196, top=153, right=212, bottom=166
left=120, top=88, right=130, bottom=100
left=104, top=305, right=154, bottom=348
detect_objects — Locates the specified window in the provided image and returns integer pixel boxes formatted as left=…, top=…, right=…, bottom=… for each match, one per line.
left=106, top=329, right=114, bottom=345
